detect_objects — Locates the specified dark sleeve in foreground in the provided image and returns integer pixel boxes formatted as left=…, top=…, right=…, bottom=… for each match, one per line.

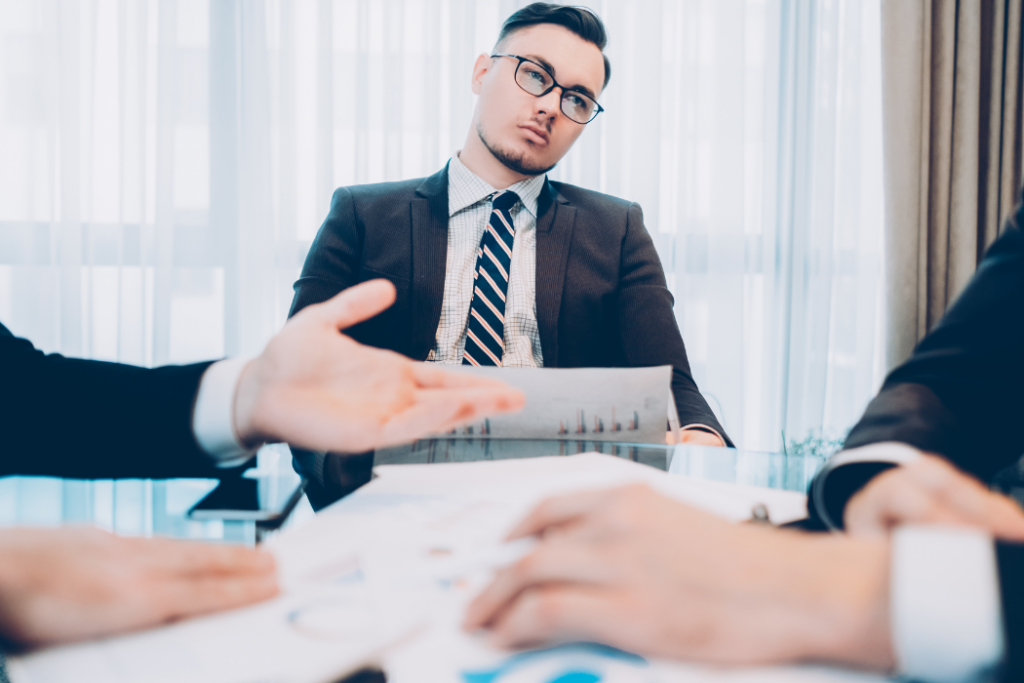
left=0, top=331, right=224, bottom=479
left=844, top=216, right=1024, bottom=481
left=807, top=201, right=1024, bottom=524
left=616, top=202, right=732, bottom=445
left=997, top=543, right=1024, bottom=681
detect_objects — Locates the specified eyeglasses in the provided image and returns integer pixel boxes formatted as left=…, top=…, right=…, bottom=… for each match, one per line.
left=490, top=53, right=604, bottom=124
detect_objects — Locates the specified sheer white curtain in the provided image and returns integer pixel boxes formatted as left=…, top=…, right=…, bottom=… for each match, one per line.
left=0, top=0, right=884, bottom=452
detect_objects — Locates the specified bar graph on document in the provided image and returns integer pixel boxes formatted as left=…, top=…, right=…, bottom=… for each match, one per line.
left=557, top=408, right=640, bottom=435
left=440, top=366, right=673, bottom=445
left=446, top=419, right=491, bottom=437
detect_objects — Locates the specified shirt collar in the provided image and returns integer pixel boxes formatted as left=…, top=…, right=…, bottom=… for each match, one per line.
left=447, top=152, right=546, bottom=219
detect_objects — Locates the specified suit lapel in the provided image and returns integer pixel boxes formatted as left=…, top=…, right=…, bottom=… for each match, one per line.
left=535, top=180, right=575, bottom=366
left=411, top=165, right=450, bottom=360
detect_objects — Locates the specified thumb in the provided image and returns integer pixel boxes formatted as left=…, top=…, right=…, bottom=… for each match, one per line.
left=312, top=280, right=397, bottom=330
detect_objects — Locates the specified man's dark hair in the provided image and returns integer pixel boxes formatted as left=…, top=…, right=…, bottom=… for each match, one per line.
left=496, top=3, right=611, bottom=90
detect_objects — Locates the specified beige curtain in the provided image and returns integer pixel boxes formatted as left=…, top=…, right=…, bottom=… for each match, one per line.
left=882, top=0, right=1024, bottom=369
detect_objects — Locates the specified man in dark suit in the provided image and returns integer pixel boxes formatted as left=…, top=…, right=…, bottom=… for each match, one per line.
left=462, top=199, right=1024, bottom=682
left=290, top=3, right=729, bottom=447
left=0, top=280, right=522, bottom=649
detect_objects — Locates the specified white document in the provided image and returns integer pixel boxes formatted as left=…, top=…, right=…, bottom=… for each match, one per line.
left=372, top=453, right=807, bottom=525
left=6, top=588, right=423, bottom=683
left=439, top=366, right=675, bottom=444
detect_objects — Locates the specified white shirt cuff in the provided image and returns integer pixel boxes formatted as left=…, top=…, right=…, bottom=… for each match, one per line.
left=892, top=525, right=1004, bottom=682
left=191, top=358, right=259, bottom=467
left=811, top=442, right=923, bottom=529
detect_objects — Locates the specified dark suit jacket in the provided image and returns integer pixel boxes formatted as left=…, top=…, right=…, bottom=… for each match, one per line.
left=808, top=191, right=1024, bottom=680
left=289, top=164, right=730, bottom=443
left=0, top=322, right=231, bottom=479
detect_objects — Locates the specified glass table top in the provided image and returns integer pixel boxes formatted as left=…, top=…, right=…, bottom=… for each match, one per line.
left=0, top=439, right=829, bottom=681
left=0, top=440, right=826, bottom=547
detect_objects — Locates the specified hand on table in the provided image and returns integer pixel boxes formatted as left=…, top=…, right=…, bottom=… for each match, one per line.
left=464, top=484, right=894, bottom=671
left=676, top=428, right=726, bottom=447
left=0, top=527, right=277, bottom=648
left=233, top=280, right=526, bottom=453
left=845, top=453, right=1024, bottom=540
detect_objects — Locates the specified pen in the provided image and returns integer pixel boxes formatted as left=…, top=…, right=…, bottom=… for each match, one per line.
left=748, top=503, right=771, bottom=525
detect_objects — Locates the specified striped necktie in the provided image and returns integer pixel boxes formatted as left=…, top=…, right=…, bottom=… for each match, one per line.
left=462, top=190, right=520, bottom=367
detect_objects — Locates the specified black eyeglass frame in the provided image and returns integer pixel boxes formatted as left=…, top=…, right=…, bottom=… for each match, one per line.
left=490, top=53, right=605, bottom=124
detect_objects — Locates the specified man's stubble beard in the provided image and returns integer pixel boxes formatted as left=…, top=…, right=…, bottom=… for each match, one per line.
left=477, top=120, right=558, bottom=177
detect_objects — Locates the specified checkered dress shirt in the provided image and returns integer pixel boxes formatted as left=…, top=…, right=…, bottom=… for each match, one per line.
left=426, top=153, right=547, bottom=367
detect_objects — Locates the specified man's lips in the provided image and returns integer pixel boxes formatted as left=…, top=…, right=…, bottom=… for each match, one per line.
left=519, top=123, right=549, bottom=144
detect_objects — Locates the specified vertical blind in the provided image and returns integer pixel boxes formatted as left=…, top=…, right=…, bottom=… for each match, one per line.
left=0, top=0, right=885, bottom=452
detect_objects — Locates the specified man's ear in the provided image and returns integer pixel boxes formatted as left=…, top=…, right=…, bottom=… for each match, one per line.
left=471, top=53, right=492, bottom=95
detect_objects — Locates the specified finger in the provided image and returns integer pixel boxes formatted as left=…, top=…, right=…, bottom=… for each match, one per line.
left=142, top=539, right=277, bottom=577
left=486, top=585, right=622, bottom=651
left=983, top=495, right=1024, bottom=541
left=410, top=363, right=513, bottom=390
left=464, top=542, right=612, bottom=630
left=505, top=489, right=618, bottom=540
left=414, top=385, right=526, bottom=418
left=307, top=280, right=398, bottom=330
left=899, top=458, right=1024, bottom=539
left=379, top=388, right=526, bottom=445
left=159, top=572, right=280, bottom=623
left=846, top=479, right=958, bottom=537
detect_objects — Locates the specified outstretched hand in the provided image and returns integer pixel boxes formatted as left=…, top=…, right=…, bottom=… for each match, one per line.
left=232, top=280, right=525, bottom=453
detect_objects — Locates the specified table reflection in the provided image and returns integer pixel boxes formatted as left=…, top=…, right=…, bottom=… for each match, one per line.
left=0, top=444, right=312, bottom=546
left=293, top=439, right=826, bottom=512
left=0, top=441, right=829, bottom=541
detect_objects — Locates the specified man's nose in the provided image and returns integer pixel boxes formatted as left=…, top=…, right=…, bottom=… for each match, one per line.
left=533, top=88, right=562, bottom=121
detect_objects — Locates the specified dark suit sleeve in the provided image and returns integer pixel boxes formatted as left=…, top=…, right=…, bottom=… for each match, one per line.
left=289, top=187, right=363, bottom=318
left=807, top=200, right=1024, bottom=524
left=616, top=202, right=732, bottom=445
left=843, top=218, right=1024, bottom=480
left=0, top=332, right=225, bottom=479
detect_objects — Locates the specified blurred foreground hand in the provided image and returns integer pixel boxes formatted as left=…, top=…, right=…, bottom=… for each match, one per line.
left=465, top=484, right=894, bottom=671
left=0, top=527, right=278, bottom=648
left=845, top=453, right=1024, bottom=540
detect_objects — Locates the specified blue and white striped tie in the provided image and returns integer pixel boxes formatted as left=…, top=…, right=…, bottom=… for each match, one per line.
left=462, top=190, right=520, bottom=367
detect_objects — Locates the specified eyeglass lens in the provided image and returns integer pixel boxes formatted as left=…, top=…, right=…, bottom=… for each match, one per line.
left=514, top=61, right=598, bottom=124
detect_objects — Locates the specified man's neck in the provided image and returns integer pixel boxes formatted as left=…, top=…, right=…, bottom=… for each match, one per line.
left=458, top=134, right=533, bottom=190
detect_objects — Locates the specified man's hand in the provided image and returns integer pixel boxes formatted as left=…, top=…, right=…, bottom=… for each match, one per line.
left=464, top=485, right=894, bottom=671
left=0, top=527, right=277, bottom=648
left=678, top=428, right=726, bottom=447
left=845, top=454, right=1024, bottom=539
left=664, top=429, right=727, bottom=446
left=233, top=280, right=525, bottom=453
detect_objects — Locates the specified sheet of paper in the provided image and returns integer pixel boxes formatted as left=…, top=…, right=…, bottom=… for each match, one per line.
left=437, top=366, right=675, bottom=444
left=7, top=558, right=427, bottom=683
left=372, top=453, right=807, bottom=525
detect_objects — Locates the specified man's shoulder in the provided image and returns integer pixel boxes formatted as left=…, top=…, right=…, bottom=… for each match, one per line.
left=333, top=177, right=428, bottom=202
left=548, top=181, right=637, bottom=215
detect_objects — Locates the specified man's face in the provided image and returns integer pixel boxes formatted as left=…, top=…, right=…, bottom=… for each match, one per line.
left=471, top=24, right=605, bottom=176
